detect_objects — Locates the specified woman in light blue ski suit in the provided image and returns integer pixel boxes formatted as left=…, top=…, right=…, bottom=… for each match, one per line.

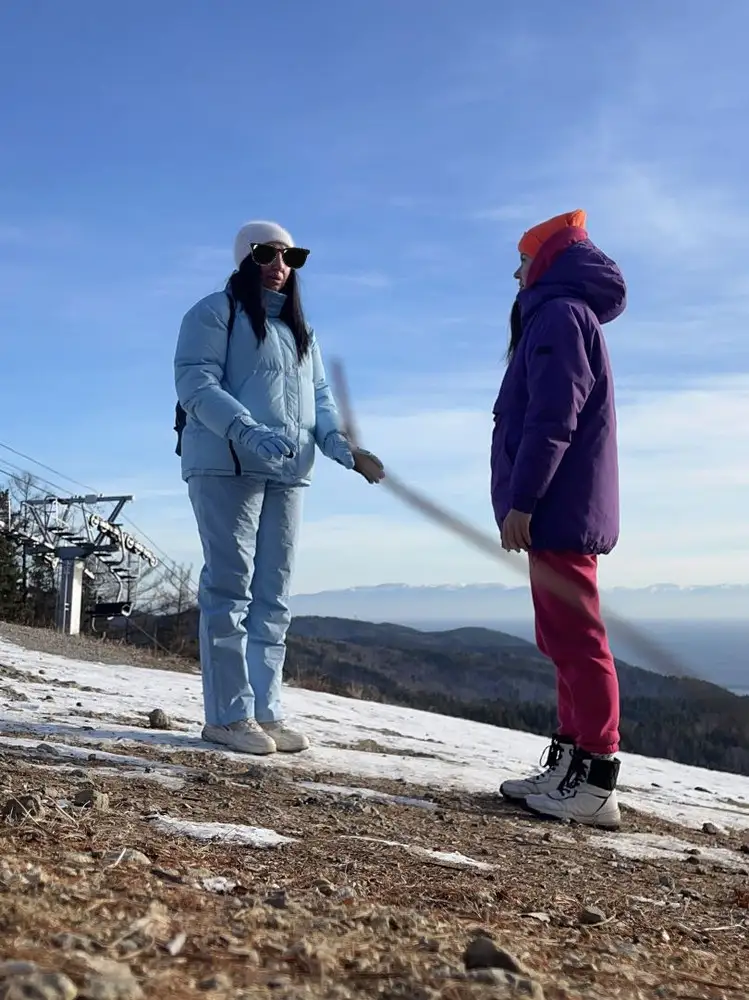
left=175, top=220, right=383, bottom=755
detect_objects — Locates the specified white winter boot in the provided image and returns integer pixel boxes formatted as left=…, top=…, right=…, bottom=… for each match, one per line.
left=500, top=735, right=576, bottom=802
left=259, top=721, right=310, bottom=753
left=202, top=719, right=277, bottom=755
left=525, top=750, right=621, bottom=829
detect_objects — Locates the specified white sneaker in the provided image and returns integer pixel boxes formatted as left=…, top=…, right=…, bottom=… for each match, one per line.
left=525, top=751, right=621, bottom=830
left=500, top=735, right=576, bottom=802
left=202, top=719, right=277, bottom=756
left=259, top=721, right=310, bottom=753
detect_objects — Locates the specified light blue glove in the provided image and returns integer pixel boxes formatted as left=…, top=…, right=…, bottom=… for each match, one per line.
left=237, top=422, right=295, bottom=461
left=323, top=431, right=355, bottom=469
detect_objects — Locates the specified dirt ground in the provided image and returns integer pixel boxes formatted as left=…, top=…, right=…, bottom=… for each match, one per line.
left=1, top=623, right=748, bottom=998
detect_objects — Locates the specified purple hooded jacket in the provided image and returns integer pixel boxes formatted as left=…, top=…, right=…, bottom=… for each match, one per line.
left=490, top=238, right=627, bottom=555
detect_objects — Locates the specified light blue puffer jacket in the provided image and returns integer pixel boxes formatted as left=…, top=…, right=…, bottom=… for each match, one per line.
left=174, top=287, right=343, bottom=484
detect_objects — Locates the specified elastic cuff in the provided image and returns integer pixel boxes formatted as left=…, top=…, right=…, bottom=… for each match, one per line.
left=510, top=495, right=538, bottom=515
left=227, top=411, right=255, bottom=442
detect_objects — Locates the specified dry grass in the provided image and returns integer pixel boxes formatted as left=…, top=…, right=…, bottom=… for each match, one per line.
left=1, top=737, right=748, bottom=1000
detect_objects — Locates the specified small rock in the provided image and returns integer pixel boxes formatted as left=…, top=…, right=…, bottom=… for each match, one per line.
left=0, top=972, right=78, bottom=1000
left=0, top=962, right=39, bottom=978
left=151, top=868, right=184, bottom=885
left=165, top=932, right=187, bottom=957
left=463, top=936, right=525, bottom=974
left=681, top=887, right=702, bottom=901
left=686, top=847, right=702, bottom=856
left=52, top=933, right=95, bottom=953
left=467, top=969, right=544, bottom=998
left=2, top=795, right=44, bottom=821
left=81, top=958, right=143, bottom=1000
left=198, top=974, right=232, bottom=992
left=686, top=855, right=702, bottom=866
left=418, top=938, right=440, bottom=953
left=468, top=928, right=495, bottom=940
left=612, top=942, right=638, bottom=957
left=313, top=879, right=334, bottom=897
left=702, top=822, right=721, bottom=835
left=658, top=874, right=676, bottom=889
left=579, top=906, right=608, bottom=926
left=73, top=789, right=109, bottom=812
left=147, top=709, right=170, bottom=731
left=62, top=852, right=94, bottom=868
left=740, top=844, right=749, bottom=855
left=334, top=886, right=356, bottom=904
left=265, top=889, right=288, bottom=910
left=102, top=850, right=151, bottom=867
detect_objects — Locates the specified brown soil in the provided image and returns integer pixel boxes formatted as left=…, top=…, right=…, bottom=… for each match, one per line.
left=1, top=624, right=748, bottom=998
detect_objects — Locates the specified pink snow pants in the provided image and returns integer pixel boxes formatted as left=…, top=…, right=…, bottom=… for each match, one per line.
left=529, top=550, right=620, bottom=756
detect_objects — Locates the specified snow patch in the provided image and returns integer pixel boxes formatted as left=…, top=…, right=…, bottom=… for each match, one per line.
left=201, top=876, right=239, bottom=893
left=594, top=832, right=748, bottom=871
left=2, top=635, right=749, bottom=832
left=151, top=816, right=296, bottom=848
left=298, top=781, right=437, bottom=810
left=349, top=836, right=495, bottom=871
left=0, top=735, right=188, bottom=789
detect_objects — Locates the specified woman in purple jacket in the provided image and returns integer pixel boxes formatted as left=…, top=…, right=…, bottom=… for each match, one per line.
left=491, top=210, right=626, bottom=829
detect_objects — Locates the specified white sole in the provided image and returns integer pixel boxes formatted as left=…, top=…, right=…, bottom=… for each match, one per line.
left=201, top=732, right=277, bottom=756
left=524, top=801, right=621, bottom=831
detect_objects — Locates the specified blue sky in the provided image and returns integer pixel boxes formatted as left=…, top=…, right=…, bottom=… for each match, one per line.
left=1, top=0, right=748, bottom=595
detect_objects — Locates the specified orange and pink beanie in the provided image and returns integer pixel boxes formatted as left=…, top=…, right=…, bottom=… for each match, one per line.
left=518, top=210, right=588, bottom=258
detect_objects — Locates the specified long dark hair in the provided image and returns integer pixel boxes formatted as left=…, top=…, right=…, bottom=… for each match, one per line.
left=506, top=297, right=523, bottom=361
left=227, top=255, right=311, bottom=361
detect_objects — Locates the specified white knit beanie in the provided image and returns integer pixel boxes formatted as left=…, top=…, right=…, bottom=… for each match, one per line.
left=233, top=220, right=295, bottom=268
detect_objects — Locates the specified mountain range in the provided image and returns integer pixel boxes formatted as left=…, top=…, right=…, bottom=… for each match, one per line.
left=289, top=582, right=748, bottom=622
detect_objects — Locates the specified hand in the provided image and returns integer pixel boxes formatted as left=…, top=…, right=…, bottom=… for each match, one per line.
left=353, top=448, right=385, bottom=484
left=239, top=424, right=295, bottom=461
left=324, top=431, right=355, bottom=470
left=501, top=509, right=532, bottom=552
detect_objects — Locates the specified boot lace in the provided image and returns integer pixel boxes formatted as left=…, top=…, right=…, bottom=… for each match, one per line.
left=557, top=753, right=589, bottom=798
left=539, top=736, right=564, bottom=771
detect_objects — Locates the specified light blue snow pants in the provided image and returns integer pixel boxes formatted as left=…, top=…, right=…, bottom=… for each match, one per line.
left=187, top=475, right=303, bottom=727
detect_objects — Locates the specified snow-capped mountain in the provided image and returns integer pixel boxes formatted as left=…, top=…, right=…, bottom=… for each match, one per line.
left=290, top=583, right=748, bottom=622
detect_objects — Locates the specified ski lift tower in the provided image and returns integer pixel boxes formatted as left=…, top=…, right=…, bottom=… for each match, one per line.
left=21, top=493, right=157, bottom=635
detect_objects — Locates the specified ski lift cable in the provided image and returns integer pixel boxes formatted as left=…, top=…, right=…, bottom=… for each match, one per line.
left=330, top=358, right=697, bottom=681
left=124, top=615, right=181, bottom=658
left=0, top=456, right=74, bottom=498
left=0, top=441, right=96, bottom=494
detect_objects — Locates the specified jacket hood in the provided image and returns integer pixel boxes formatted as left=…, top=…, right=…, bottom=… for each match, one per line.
left=519, top=238, right=627, bottom=326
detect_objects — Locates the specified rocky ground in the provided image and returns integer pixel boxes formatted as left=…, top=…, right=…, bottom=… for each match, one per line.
left=1, top=625, right=748, bottom=999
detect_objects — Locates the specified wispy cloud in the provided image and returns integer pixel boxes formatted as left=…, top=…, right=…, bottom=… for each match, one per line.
left=151, top=244, right=231, bottom=299
left=314, top=271, right=391, bottom=290
left=0, top=218, right=81, bottom=252
left=470, top=204, right=538, bottom=224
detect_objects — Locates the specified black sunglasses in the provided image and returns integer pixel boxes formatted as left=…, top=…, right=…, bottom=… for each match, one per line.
left=250, top=243, right=310, bottom=269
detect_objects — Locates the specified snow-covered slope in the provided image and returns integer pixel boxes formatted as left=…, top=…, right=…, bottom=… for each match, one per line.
left=1, top=636, right=748, bottom=833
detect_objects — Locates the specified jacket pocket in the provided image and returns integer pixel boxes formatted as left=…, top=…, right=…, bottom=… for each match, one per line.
left=233, top=367, right=287, bottom=428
